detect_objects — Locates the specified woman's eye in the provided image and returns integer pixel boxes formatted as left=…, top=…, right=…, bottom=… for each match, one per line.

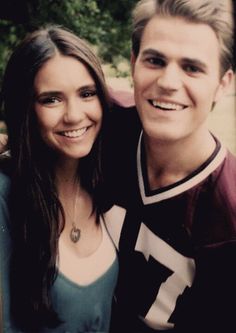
left=38, top=96, right=60, bottom=105
left=81, top=90, right=97, bottom=98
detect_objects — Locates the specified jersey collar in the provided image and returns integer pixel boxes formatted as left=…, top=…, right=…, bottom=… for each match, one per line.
left=137, top=131, right=227, bottom=205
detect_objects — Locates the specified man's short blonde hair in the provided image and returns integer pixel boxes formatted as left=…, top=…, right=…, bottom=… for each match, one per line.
left=132, top=0, right=234, bottom=75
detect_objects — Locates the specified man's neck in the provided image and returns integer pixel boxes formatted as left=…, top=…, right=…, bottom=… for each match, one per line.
left=144, top=130, right=216, bottom=191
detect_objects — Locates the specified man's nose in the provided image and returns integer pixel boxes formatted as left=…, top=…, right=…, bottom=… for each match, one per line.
left=157, top=64, right=183, bottom=92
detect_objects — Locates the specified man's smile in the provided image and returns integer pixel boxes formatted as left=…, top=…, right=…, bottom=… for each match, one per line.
left=148, top=99, right=187, bottom=111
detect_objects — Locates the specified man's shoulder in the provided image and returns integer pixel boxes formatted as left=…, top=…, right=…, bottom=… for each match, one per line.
left=217, top=150, right=236, bottom=186
left=109, top=87, right=135, bottom=108
left=225, top=150, right=236, bottom=167
left=110, top=102, right=139, bottom=122
left=210, top=150, right=236, bottom=234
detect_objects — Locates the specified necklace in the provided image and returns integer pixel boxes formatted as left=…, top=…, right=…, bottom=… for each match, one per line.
left=69, top=186, right=81, bottom=243
left=70, top=222, right=81, bottom=243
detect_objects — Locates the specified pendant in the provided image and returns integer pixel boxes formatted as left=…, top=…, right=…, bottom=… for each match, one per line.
left=70, top=225, right=81, bottom=243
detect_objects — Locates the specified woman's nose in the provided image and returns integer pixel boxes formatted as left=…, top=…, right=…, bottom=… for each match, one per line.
left=63, top=98, right=85, bottom=123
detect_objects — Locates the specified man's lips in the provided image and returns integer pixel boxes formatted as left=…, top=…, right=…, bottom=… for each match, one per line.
left=148, top=99, right=187, bottom=111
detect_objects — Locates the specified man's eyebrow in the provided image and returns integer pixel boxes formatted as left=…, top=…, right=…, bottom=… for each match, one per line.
left=141, top=48, right=208, bottom=69
left=141, top=48, right=166, bottom=59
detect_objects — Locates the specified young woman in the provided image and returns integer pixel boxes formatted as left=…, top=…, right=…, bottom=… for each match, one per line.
left=0, top=26, right=118, bottom=332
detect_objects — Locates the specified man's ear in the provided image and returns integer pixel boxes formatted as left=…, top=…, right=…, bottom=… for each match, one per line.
left=214, top=69, right=234, bottom=102
left=130, top=51, right=137, bottom=77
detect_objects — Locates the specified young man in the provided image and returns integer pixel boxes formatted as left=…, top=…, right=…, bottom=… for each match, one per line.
left=104, top=0, right=236, bottom=332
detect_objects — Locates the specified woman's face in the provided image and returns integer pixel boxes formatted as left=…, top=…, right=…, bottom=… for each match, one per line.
left=34, top=54, right=102, bottom=161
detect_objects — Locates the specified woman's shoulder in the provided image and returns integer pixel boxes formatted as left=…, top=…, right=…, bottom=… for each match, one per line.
left=0, top=171, right=10, bottom=199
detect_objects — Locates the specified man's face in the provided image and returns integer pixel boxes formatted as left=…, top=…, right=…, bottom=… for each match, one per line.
left=132, top=16, right=232, bottom=144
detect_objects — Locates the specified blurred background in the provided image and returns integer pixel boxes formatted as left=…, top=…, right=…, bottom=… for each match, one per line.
left=0, top=0, right=235, bottom=152
left=0, top=0, right=135, bottom=81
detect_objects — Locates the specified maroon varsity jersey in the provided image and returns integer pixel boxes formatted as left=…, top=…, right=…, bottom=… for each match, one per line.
left=103, top=105, right=236, bottom=333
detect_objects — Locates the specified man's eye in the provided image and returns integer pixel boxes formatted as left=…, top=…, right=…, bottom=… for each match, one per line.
left=145, top=57, right=166, bottom=67
left=184, top=65, right=201, bottom=74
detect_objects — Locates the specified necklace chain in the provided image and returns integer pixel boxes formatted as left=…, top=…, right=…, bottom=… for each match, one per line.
left=68, top=185, right=81, bottom=243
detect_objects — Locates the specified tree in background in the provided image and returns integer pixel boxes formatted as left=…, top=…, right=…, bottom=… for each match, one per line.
left=0, top=0, right=137, bottom=84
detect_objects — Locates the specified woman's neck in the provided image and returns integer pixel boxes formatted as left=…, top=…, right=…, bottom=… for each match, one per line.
left=55, top=157, right=94, bottom=231
left=55, top=158, right=79, bottom=195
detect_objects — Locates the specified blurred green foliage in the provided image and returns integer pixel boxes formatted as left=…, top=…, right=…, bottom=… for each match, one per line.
left=0, top=0, right=137, bottom=83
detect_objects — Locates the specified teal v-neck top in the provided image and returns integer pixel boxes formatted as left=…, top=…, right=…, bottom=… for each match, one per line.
left=44, top=260, right=118, bottom=333
left=0, top=172, right=118, bottom=332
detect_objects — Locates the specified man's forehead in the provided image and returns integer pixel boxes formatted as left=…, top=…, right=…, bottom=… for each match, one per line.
left=139, top=16, right=221, bottom=65
left=141, top=15, right=219, bottom=46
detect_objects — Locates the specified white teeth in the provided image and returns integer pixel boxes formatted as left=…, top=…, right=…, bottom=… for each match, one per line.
left=62, top=127, right=87, bottom=138
left=151, top=100, right=184, bottom=111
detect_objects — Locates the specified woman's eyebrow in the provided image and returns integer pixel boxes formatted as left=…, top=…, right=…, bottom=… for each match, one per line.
left=35, top=91, right=62, bottom=99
